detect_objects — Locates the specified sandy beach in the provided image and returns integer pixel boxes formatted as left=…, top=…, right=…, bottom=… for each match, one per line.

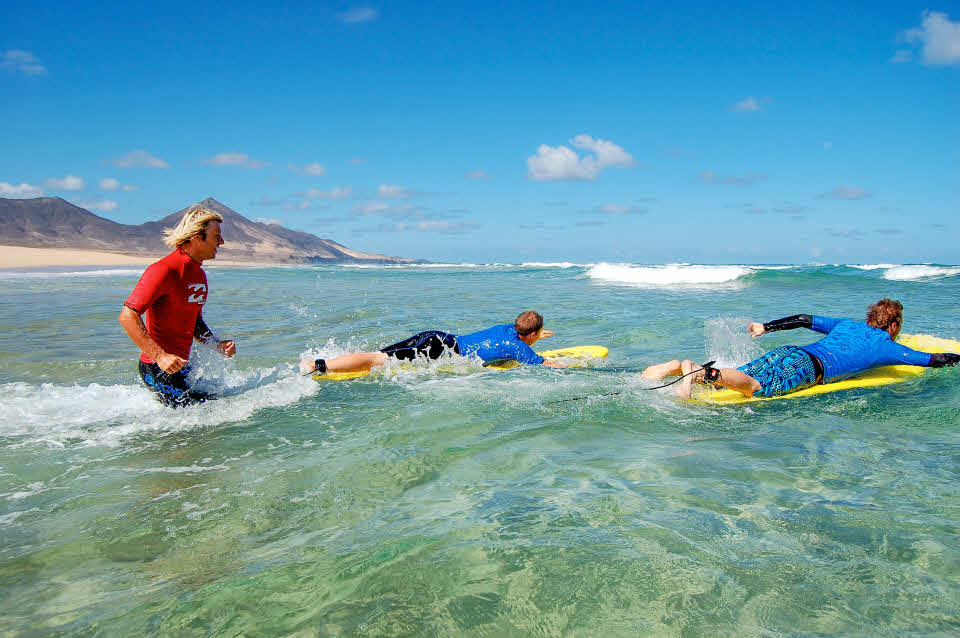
left=0, top=245, right=275, bottom=269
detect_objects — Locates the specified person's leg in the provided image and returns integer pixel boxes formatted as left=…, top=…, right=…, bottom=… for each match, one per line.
left=302, top=331, right=458, bottom=375
left=139, top=361, right=212, bottom=407
left=708, top=368, right=762, bottom=397
left=677, top=360, right=761, bottom=399
left=324, top=351, right=389, bottom=372
left=641, top=359, right=682, bottom=380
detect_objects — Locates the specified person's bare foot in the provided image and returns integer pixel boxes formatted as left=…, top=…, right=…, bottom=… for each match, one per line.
left=677, top=359, right=703, bottom=399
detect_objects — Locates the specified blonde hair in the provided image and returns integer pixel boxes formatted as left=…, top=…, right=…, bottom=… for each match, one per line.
left=163, top=206, right=224, bottom=249
left=866, top=298, right=903, bottom=330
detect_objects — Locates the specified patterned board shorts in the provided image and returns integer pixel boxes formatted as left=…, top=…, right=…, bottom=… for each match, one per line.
left=737, top=345, right=820, bottom=398
left=379, top=330, right=460, bottom=361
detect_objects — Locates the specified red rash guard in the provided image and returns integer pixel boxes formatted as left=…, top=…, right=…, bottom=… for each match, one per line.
left=124, top=249, right=208, bottom=364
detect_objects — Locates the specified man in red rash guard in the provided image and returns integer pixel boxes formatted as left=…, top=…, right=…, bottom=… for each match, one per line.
left=118, top=205, right=236, bottom=406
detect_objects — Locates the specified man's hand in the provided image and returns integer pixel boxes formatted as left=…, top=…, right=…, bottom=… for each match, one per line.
left=217, top=340, right=237, bottom=358
left=542, top=360, right=568, bottom=368
left=299, top=358, right=317, bottom=375
left=539, top=330, right=555, bottom=339
left=748, top=322, right=766, bottom=337
left=156, top=352, right=189, bottom=374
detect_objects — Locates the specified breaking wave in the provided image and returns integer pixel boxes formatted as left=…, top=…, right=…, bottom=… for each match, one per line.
left=587, top=263, right=755, bottom=286
left=883, top=265, right=960, bottom=281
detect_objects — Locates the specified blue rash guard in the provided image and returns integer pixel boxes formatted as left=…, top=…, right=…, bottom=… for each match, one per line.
left=798, top=316, right=932, bottom=383
left=454, top=324, right=545, bottom=365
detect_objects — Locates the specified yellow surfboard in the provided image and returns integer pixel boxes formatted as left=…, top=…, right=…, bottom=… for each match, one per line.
left=315, top=345, right=609, bottom=381
left=700, top=333, right=960, bottom=404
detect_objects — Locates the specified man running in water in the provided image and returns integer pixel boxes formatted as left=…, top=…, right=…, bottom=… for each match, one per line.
left=642, top=298, right=960, bottom=399
left=119, top=205, right=236, bottom=406
left=299, top=310, right=568, bottom=375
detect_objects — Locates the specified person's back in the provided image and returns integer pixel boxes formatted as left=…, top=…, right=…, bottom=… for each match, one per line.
left=801, top=316, right=931, bottom=383
left=456, top=324, right=544, bottom=365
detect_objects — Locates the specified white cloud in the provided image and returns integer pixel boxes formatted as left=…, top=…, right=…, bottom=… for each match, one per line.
left=465, top=170, right=490, bottom=179
left=76, top=198, right=118, bottom=212
left=255, top=217, right=285, bottom=226
left=730, top=96, right=763, bottom=112
left=290, top=162, right=327, bottom=176
left=304, top=187, right=352, bottom=199
left=902, top=10, right=960, bottom=65
left=349, top=157, right=367, bottom=165
left=0, top=182, right=44, bottom=197
left=99, top=177, right=140, bottom=191
left=203, top=153, right=267, bottom=169
left=337, top=7, right=378, bottom=23
left=699, top=170, right=764, bottom=186
left=284, top=201, right=312, bottom=210
left=571, top=135, right=634, bottom=167
left=378, top=184, right=410, bottom=199
left=527, top=134, right=634, bottom=181
left=108, top=150, right=169, bottom=169
left=44, top=175, right=85, bottom=190
left=821, top=185, right=870, bottom=200
left=1, top=49, right=47, bottom=75
left=353, top=201, right=391, bottom=215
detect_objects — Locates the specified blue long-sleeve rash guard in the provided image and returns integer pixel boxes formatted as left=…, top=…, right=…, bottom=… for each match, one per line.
left=455, top=324, right=545, bottom=365
left=797, top=316, right=932, bottom=383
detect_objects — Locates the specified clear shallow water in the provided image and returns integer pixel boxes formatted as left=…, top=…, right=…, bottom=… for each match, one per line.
left=1, top=263, right=959, bottom=637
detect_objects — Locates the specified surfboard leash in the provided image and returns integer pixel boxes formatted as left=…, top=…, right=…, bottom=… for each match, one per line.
left=546, top=360, right=717, bottom=404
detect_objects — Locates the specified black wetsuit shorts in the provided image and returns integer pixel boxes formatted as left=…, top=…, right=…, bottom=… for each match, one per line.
left=379, top=330, right=460, bottom=361
left=139, top=361, right=212, bottom=407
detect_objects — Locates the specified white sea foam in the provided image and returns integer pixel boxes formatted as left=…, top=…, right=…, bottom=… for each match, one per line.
left=587, top=263, right=754, bottom=286
left=0, top=268, right=145, bottom=279
left=519, top=262, right=587, bottom=268
left=0, top=365, right=317, bottom=448
left=340, top=262, right=589, bottom=270
left=883, top=265, right=960, bottom=281
left=704, top=317, right=764, bottom=369
left=848, top=264, right=901, bottom=271
left=340, top=263, right=485, bottom=269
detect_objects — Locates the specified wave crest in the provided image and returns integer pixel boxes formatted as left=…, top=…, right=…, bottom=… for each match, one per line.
left=587, top=263, right=754, bottom=286
left=883, top=266, right=960, bottom=281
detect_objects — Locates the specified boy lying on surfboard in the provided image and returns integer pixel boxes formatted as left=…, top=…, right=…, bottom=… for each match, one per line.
left=299, top=310, right=571, bottom=376
left=641, top=298, right=960, bottom=400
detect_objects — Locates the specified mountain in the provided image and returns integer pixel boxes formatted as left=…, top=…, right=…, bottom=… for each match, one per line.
left=0, top=196, right=422, bottom=264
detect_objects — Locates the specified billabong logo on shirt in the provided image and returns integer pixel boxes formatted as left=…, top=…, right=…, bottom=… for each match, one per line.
left=187, top=283, right=207, bottom=304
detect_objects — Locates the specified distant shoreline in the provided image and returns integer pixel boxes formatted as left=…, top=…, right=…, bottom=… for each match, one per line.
left=0, top=245, right=281, bottom=269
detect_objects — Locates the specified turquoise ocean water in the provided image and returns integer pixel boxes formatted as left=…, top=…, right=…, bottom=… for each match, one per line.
left=1, top=262, right=959, bottom=636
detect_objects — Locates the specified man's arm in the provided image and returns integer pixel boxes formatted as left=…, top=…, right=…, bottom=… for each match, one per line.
left=194, top=315, right=236, bottom=357
left=749, top=314, right=820, bottom=337
left=879, top=341, right=959, bottom=368
left=118, top=305, right=188, bottom=373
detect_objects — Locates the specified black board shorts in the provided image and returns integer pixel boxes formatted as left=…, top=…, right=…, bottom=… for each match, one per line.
left=379, top=330, right=460, bottom=361
left=138, top=361, right=213, bottom=407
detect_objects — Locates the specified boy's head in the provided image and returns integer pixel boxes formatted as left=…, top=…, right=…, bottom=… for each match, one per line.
left=515, top=311, right=544, bottom=341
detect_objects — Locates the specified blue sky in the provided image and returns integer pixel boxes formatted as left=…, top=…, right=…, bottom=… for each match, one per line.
left=2, top=2, right=958, bottom=263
